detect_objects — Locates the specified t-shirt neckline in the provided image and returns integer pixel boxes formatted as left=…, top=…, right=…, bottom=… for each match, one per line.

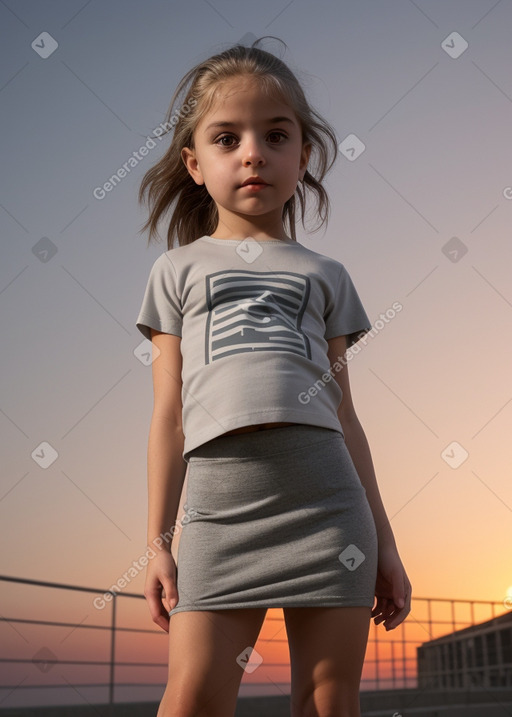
left=199, top=235, right=299, bottom=246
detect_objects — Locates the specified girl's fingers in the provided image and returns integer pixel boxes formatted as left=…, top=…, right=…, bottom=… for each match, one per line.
left=384, top=611, right=405, bottom=630
left=383, top=597, right=411, bottom=630
left=373, top=597, right=402, bottom=626
left=162, top=580, right=179, bottom=613
left=373, top=576, right=412, bottom=629
left=380, top=597, right=392, bottom=615
left=372, top=597, right=391, bottom=623
left=145, top=585, right=163, bottom=622
left=371, top=596, right=385, bottom=617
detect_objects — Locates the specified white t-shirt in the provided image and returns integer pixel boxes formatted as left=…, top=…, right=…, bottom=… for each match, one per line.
left=136, top=235, right=371, bottom=461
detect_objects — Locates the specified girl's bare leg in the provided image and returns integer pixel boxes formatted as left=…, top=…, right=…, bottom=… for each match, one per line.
left=157, top=607, right=268, bottom=717
left=283, top=606, right=371, bottom=717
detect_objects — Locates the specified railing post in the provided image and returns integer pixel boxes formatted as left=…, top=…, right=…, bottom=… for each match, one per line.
left=109, top=592, right=116, bottom=704
left=401, top=620, right=406, bottom=687
left=374, top=620, right=380, bottom=689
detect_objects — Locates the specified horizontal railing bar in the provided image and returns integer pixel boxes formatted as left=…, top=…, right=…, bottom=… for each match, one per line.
left=0, top=654, right=425, bottom=666
left=0, top=617, right=162, bottom=634
left=0, top=575, right=505, bottom=608
left=0, top=575, right=144, bottom=599
left=0, top=659, right=288, bottom=668
left=0, top=680, right=298, bottom=690
left=0, top=683, right=166, bottom=691
left=0, top=617, right=291, bottom=638
left=0, top=615, right=495, bottom=634
left=1, top=659, right=168, bottom=667
left=0, top=681, right=420, bottom=692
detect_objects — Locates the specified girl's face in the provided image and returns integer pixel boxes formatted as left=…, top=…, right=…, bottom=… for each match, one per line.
left=181, top=76, right=311, bottom=239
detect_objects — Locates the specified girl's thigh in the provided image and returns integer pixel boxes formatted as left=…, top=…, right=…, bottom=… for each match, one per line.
left=163, top=607, right=268, bottom=716
left=283, top=605, right=372, bottom=716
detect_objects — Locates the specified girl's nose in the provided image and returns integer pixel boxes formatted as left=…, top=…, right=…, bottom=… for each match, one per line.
left=242, top=136, right=266, bottom=166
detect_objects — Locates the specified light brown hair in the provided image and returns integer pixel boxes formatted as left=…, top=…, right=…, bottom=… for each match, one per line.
left=138, top=37, right=339, bottom=248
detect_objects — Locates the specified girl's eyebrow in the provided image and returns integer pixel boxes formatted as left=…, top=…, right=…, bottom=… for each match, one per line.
left=205, top=116, right=296, bottom=131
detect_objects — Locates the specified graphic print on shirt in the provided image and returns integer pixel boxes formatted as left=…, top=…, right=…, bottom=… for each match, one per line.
left=205, top=270, right=311, bottom=364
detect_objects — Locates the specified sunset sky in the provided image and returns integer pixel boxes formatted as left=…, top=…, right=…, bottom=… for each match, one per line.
left=1, top=0, right=511, bottom=706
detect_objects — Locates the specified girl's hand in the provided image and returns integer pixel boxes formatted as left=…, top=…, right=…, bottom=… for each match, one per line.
left=371, top=544, right=412, bottom=631
left=144, top=548, right=179, bottom=633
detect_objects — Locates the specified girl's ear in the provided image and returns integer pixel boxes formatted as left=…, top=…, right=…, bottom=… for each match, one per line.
left=299, top=142, right=312, bottom=181
left=181, top=147, right=204, bottom=185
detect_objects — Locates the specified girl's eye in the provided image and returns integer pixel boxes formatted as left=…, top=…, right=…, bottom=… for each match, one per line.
left=267, top=131, right=287, bottom=143
left=215, top=132, right=287, bottom=148
left=216, top=135, right=236, bottom=147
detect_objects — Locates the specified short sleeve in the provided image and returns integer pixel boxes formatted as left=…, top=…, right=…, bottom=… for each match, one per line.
left=135, top=253, right=183, bottom=340
left=324, top=265, right=371, bottom=348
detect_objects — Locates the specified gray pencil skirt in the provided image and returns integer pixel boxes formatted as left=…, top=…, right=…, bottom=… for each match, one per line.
left=169, top=424, right=378, bottom=616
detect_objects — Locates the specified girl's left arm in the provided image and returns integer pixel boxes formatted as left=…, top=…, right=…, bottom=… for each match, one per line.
left=327, top=335, right=396, bottom=548
left=327, top=335, right=412, bottom=629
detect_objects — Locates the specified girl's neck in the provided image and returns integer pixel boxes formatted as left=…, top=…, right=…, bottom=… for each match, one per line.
left=210, top=233, right=292, bottom=242
left=209, top=205, right=292, bottom=240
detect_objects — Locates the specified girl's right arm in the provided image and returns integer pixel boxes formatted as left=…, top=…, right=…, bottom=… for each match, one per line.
left=144, top=329, right=187, bottom=632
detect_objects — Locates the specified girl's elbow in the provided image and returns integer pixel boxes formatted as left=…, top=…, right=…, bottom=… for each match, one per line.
left=338, top=402, right=359, bottom=432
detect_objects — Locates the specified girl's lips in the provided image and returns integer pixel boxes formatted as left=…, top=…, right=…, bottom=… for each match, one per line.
left=240, top=183, right=269, bottom=191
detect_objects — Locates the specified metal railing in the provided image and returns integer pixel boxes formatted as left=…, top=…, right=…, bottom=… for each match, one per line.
left=0, top=574, right=509, bottom=708
left=363, top=593, right=510, bottom=690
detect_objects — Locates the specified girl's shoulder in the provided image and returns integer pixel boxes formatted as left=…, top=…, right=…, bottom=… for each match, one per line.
left=149, top=236, right=207, bottom=268
left=293, top=242, right=347, bottom=276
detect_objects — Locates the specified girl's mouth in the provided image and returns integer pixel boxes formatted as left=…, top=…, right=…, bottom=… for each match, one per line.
left=240, top=183, right=269, bottom=191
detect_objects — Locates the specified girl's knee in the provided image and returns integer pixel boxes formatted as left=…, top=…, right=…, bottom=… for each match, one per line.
left=293, top=685, right=361, bottom=717
left=157, top=681, right=238, bottom=717
left=161, top=608, right=267, bottom=716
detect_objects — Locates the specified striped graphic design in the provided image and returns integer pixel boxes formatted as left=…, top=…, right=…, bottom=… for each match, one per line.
left=205, top=270, right=311, bottom=364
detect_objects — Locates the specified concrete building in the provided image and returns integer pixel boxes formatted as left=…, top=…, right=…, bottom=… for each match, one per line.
left=417, top=610, right=512, bottom=689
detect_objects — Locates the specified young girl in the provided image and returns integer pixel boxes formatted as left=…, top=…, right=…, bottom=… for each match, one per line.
left=136, top=37, right=411, bottom=717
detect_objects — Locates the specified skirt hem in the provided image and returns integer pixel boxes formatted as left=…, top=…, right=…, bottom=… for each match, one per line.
left=169, top=597, right=375, bottom=616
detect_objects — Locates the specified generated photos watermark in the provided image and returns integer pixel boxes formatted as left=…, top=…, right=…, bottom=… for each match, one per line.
left=298, top=301, right=403, bottom=406
left=93, top=96, right=197, bottom=201
left=93, top=506, right=198, bottom=610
